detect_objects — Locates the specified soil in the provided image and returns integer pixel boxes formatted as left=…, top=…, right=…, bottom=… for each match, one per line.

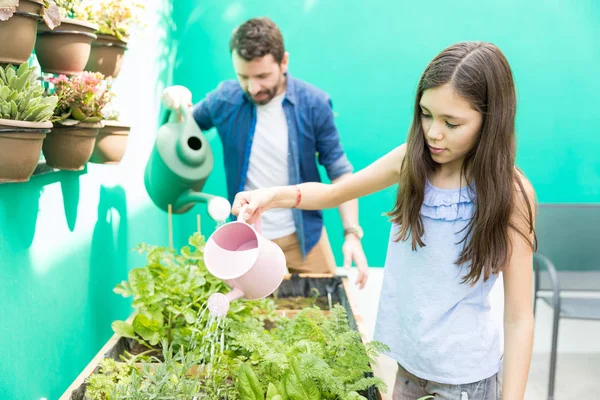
left=273, top=296, right=330, bottom=310
left=128, top=341, right=163, bottom=360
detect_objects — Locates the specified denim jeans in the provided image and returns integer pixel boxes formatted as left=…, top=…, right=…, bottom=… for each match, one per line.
left=393, top=363, right=502, bottom=400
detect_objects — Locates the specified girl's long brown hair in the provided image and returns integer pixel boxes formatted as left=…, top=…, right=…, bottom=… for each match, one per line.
left=388, top=41, right=536, bottom=284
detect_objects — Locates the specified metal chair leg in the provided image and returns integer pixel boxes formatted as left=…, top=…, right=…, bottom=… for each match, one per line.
left=548, top=295, right=561, bottom=400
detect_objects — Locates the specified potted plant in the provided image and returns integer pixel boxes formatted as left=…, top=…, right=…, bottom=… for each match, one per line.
left=81, top=0, right=145, bottom=78
left=42, top=71, right=111, bottom=170
left=89, top=96, right=130, bottom=164
left=0, top=0, right=61, bottom=64
left=34, top=0, right=99, bottom=75
left=0, top=62, right=58, bottom=182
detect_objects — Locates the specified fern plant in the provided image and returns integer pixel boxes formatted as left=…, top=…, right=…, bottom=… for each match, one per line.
left=234, top=305, right=389, bottom=400
left=0, top=63, right=58, bottom=122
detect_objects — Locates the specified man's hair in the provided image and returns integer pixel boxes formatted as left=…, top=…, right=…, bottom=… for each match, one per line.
left=229, top=17, right=285, bottom=63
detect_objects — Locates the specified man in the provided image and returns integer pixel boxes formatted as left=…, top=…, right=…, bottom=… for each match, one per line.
left=162, top=17, right=368, bottom=288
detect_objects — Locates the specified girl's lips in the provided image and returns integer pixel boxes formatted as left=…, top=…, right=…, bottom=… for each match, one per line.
left=428, top=145, right=445, bottom=155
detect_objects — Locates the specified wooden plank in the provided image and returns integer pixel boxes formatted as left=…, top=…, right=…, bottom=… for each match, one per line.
left=59, top=313, right=135, bottom=400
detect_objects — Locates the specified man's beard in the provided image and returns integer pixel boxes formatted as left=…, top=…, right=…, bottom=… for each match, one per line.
left=246, top=75, right=284, bottom=105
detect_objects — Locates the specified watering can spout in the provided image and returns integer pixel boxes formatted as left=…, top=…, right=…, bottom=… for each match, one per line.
left=207, top=288, right=245, bottom=317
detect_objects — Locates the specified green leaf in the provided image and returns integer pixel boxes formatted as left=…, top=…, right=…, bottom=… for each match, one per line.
left=15, top=67, right=33, bottom=91
left=16, top=62, right=29, bottom=78
left=267, top=382, right=280, bottom=400
left=70, top=105, right=87, bottom=121
left=0, top=65, right=6, bottom=85
left=112, top=321, right=136, bottom=339
left=113, top=281, right=132, bottom=297
left=0, top=86, right=11, bottom=100
left=5, top=66, right=16, bottom=85
left=182, top=308, right=197, bottom=324
left=283, top=358, right=321, bottom=400
left=9, top=100, right=17, bottom=119
left=128, top=268, right=155, bottom=298
left=237, top=362, right=264, bottom=400
left=132, top=314, right=161, bottom=342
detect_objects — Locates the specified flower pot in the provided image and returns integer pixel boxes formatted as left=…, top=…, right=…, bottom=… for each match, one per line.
left=85, top=34, right=128, bottom=78
left=35, top=18, right=98, bottom=76
left=89, top=120, right=130, bottom=164
left=0, top=118, right=51, bottom=183
left=42, top=122, right=102, bottom=170
left=0, top=0, right=43, bottom=64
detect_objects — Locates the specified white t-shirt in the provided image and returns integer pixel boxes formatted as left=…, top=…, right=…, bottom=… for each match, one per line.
left=244, top=91, right=296, bottom=240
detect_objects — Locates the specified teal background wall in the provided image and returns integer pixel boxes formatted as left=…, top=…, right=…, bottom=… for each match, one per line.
left=1, top=1, right=599, bottom=399
left=0, top=1, right=218, bottom=399
left=169, top=0, right=600, bottom=268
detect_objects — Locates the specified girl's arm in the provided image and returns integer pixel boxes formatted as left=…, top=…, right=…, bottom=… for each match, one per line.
left=233, top=144, right=406, bottom=222
left=501, top=175, right=537, bottom=399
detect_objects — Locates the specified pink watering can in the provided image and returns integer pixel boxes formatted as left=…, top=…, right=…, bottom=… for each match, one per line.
left=204, top=206, right=286, bottom=317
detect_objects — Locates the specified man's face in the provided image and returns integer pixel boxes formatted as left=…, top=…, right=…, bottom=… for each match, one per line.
left=232, top=51, right=288, bottom=105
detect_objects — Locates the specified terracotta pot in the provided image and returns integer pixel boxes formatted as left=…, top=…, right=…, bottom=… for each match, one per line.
left=0, top=118, right=51, bottom=183
left=0, top=0, right=43, bottom=64
left=85, top=34, right=128, bottom=78
left=42, top=122, right=102, bottom=170
left=89, top=120, right=130, bottom=164
left=35, top=18, right=98, bottom=76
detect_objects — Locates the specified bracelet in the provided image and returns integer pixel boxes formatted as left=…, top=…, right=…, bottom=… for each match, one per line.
left=293, top=185, right=302, bottom=208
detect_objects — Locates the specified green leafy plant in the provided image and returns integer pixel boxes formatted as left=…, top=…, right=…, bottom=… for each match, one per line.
left=85, top=358, right=133, bottom=400
left=0, top=63, right=57, bottom=122
left=111, top=233, right=279, bottom=356
left=81, top=0, right=145, bottom=41
left=48, top=72, right=113, bottom=124
left=94, top=342, right=205, bottom=399
left=234, top=305, right=389, bottom=400
left=53, top=0, right=89, bottom=20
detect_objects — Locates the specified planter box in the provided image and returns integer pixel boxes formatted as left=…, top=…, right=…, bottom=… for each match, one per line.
left=60, top=274, right=382, bottom=400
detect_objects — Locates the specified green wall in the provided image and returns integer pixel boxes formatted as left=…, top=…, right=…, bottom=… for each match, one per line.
left=170, top=0, right=600, bottom=267
left=0, top=1, right=219, bottom=398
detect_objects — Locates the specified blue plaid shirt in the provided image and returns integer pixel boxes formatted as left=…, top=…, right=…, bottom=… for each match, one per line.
left=192, top=73, right=353, bottom=258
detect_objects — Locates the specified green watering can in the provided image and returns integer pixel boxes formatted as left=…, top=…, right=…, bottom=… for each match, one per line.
left=144, top=105, right=231, bottom=222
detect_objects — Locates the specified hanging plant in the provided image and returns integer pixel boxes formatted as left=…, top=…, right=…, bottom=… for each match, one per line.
left=80, top=0, right=145, bottom=78
left=0, top=62, right=58, bottom=182
left=48, top=71, right=113, bottom=124
left=41, top=71, right=112, bottom=170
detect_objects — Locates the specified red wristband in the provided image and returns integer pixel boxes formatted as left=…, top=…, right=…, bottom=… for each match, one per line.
left=294, top=185, right=302, bottom=208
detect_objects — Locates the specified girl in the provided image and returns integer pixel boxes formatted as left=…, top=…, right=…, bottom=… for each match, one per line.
left=231, top=41, right=536, bottom=400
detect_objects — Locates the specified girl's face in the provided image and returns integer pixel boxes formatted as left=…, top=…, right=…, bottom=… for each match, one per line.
left=420, top=83, right=483, bottom=171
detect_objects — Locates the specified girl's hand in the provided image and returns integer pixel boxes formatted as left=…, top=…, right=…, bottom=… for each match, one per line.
left=231, top=188, right=278, bottom=224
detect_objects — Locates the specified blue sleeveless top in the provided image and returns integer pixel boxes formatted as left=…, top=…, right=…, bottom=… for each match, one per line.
left=373, top=181, right=501, bottom=384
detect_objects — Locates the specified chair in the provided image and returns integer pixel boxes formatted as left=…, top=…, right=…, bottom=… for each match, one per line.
left=533, top=203, right=600, bottom=400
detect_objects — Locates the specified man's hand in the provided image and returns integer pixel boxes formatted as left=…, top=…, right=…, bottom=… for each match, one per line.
left=342, top=236, right=369, bottom=289
left=162, top=85, right=193, bottom=122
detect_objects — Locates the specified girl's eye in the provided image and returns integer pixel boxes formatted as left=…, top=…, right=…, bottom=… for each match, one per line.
left=446, top=122, right=460, bottom=129
left=421, top=112, right=431, bottom=118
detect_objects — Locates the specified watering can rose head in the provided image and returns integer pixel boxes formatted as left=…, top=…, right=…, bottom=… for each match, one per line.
left=48, top=72, right=114, bottom=123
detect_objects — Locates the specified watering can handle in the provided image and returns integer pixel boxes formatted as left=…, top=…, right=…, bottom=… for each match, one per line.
left=238, top=205, right=262, bottom=233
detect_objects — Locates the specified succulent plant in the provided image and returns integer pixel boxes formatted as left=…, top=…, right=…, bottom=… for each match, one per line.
left=0, top=63, right=58, bottom=122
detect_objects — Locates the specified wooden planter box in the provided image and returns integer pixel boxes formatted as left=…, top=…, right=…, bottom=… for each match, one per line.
left=60, top=274, right=382, bottom=400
